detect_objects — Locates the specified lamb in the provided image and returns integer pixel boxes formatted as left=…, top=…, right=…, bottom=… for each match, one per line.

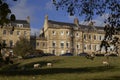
left=47, top=62, right=53, bottom=67
left=34, top=63, right=40, bottom=68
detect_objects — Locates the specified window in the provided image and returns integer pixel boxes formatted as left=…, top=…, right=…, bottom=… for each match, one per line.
left=96, top=44, right=100, bottom=51
left=89, top=35, right=91, bottom=39
left=52, top=50, right=55, bottom=54
left=94, top=35, right=96, bottom=40
left=99, top=36, right=102, bottom=40
left=61, top=31, right=64, bottom=35
left=17, top=24, right=23, bottom=27
left=10, top=30, right=13, bottom=35
left=9, top=40, right=13, bottom=47
left=77, top=44, right=80, bottom=49
left=52, top=31, right=56, bottom=35
left=66, top=42, right=69, bottom=48
left=43, top=43, right=45, bottom=47
left=61, top=42, right=64, bottom=48
left=3, top=30, right=6, bottom=35
left=17, top=31, right=20, bottom=35
left=94, top=45, right=97, bottom=51
left=84, top=44, right=87, bottom=50
left=66, top=31, right=69, bottom=35
left=88, top=45, right=91, bottom=50
left=36, top=42, right=39, bottom=46
left=84, top=34, right=87, bottom=40
left=2, top=40, right=6, bottom=46
left=52, top=41, right=56, bottom=47
left=76, top=33, right=79, bottom=37
left=24, top=31, right=27, bottom=36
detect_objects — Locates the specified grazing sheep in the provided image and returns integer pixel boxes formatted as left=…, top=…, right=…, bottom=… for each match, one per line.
left=34, top=63, right=40, bottom=68
left=47, top=63, right=53, bottom=67
left=102, top=61, right=109, bottom=66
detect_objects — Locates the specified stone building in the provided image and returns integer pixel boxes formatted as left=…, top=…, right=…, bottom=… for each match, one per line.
left=35, top=15, right=117, bottom=56
left=0, top=15, right=119, bottom=56
left=0, top=17, right=31, bottom=49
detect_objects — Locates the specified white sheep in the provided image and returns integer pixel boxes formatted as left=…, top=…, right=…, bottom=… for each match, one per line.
left=102, top=61, right=109, bottom=66
left=34, top=63, right=40, bottom=68
left=47, top=63, right=53, bottom=67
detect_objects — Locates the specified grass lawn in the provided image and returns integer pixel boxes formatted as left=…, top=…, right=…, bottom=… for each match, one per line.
left=0, top=56, right=120, bottom=80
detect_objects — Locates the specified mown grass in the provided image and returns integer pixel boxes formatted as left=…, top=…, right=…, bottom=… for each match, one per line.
left=0, top=56, right=120, bottom=80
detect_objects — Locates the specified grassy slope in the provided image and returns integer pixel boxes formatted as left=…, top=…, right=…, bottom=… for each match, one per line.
left=0, top=56, right=120, bottom=80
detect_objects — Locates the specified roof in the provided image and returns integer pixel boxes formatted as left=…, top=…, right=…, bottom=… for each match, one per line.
left=11, top=20, right=30, bottom=28
left=48, top=20, right=76, bottom=28
left=12, top=20, right=29, bottom=24
left=47, top=20, right=104, bottom=31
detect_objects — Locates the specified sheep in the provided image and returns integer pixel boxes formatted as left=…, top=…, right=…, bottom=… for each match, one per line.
left=102, top=61, right=109, bottom=66
left=47, top=62, right=53, bottom=67
left=34, top=63, right=40, bottom=68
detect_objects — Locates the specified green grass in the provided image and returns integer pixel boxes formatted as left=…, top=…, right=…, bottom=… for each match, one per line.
left=0, top=56, right=120, bottom=80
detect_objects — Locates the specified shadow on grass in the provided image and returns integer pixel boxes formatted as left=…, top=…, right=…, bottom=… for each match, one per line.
left=0, top=65, right=116, bottom=76
left=87, top=76, right=120, bottom=80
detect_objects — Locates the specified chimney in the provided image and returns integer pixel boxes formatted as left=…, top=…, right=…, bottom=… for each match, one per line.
left=74, top=18, right=79, bottom=26
left=43, top=15, right=49, bottom=32
left=26, top=16, right=30, bottom=23
left=45, top=15, right=48, bottom=21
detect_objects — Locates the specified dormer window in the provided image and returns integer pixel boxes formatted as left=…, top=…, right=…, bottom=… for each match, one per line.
left=17, top=24, right=23, bottom=27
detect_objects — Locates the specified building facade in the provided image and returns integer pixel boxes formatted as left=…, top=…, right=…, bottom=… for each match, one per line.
left=0, top=15, right=119, bottom=56
left=0, top=17, right=31, bottom=49
left=35, top=15, right=119, bottom=56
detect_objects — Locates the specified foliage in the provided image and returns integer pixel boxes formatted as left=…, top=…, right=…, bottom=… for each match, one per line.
left=53, top=0, right=120, bottom=54
left=13, top=37, right=35, bottom=57
left=0, top=40, right=6, bottom=50
left=0, top=0, right=17, bottom=25
left=53, top=0, right=119, bottom=25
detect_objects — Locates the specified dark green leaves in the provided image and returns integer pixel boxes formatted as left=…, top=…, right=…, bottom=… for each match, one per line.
left=0, top=0, right=17, bottom=25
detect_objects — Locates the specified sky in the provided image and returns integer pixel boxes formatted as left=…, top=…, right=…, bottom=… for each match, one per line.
left=9, top=0, right=107, bottom=35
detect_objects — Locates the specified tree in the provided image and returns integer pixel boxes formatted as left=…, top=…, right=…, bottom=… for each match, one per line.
left=53, top=0, right=120, bottom=55
left=0, top=0, right=17, bottom=58
left=13, top=37, right=35, bottom=57
left=0, top=0, right=17, bottom=26
left=0, top=0, right=17, bottom=55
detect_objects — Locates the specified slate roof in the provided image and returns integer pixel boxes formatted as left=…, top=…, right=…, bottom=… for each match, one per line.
left=48, top=20, right=104, bottom=31
left=48, top=20, right=76, bottom=28
left=11, top=20, right=30, bottom=28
